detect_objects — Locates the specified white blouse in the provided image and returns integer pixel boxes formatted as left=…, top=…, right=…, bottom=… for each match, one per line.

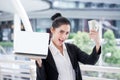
left=49, top=41, right=76, bottom=80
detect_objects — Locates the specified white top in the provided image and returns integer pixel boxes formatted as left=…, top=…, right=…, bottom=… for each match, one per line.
left=49, top=41, right=76, bottom=80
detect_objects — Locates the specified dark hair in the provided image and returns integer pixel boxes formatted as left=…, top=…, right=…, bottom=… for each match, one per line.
left=51, top=13, right=71, bottom=28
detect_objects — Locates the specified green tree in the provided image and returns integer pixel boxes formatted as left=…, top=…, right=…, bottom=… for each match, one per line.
left=102, top=29, right=120, bottom=64
left=72, top=31, right=94, bottom=54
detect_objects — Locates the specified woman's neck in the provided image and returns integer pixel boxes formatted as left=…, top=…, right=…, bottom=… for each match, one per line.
left=52, top=40, right=64, bottom=55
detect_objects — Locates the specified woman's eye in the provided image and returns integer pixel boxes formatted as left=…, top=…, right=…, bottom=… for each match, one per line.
left=66, top=32, right=69, bottom=35
left=60, top=30, right=64, bottom=34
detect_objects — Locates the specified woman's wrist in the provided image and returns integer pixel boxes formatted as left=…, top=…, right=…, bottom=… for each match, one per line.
left=95, top=41, right=101, bottom=53
left=95, top=37, right=101, bottom=52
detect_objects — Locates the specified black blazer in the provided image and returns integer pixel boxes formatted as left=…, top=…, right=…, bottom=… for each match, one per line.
left=36, top=43, right=101, bottom=80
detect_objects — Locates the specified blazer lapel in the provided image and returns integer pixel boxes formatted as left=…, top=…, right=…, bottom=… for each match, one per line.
left=46, top=44, right=75, bottom=72
left=65, top=43, right=75, bottom=69
left=46, top=49, right=58, bottom=72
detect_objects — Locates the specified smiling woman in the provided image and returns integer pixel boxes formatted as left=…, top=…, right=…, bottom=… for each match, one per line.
left=36, top=13, right=101, bottom=80
left=50, top=13, right=71, bottom=48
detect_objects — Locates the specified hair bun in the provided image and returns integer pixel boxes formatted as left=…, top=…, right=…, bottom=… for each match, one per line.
left=51, top=13, right=62, bottom=21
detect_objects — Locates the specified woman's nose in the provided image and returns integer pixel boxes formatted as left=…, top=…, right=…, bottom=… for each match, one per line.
left=61, top=34, right=67, bottom=39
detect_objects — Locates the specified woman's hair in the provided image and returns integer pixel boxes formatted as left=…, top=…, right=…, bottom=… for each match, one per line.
left=51, top=13, right=71, bottom=28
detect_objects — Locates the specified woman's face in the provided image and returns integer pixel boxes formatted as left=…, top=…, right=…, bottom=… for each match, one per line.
left=51, top=24, right=70, bottom=47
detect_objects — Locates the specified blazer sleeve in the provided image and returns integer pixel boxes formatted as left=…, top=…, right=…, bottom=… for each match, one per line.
left=36, top=60, right=46, bottom=80
left=71, top=44, right=101, bottom=65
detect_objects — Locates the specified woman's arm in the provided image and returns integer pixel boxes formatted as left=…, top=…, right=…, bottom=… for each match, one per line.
left=30, top=58, right=46, bottom=80
left=66, top=43, right=101, bottom=65
left=75, top=29, right=101, bottom=64
left=36, top=59, right=46, bottom=80
left=74, top=44, right=101, bottom=65
left=69, top=29, right=101, bottom=64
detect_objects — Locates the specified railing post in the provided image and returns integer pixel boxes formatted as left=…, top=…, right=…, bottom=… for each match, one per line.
left=0, top=66, right=2, bottom=80
left=30, top=68, right=35, bottom=80
left=98, top=20, right=103, bottom=78
left=30, top=61, right=36, bottom=80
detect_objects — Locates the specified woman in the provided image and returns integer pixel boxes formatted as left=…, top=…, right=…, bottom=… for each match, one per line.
left=36, top=13, right=101, bottom=80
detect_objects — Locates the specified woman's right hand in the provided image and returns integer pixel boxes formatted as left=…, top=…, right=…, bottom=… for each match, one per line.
left=31, top=58, right=42, bottom=68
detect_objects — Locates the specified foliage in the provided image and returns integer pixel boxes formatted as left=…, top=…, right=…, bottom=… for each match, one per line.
left=72, top=31, right=94, bottom=54
left=102, top=29, right=120, bottom=64
left=68, top=33, right=76, bottom=39
left=103, top=73, right=120, bottom=80
left=69, top=30, right=120, bottom=79
left=0, top=41, right=13, bottom=47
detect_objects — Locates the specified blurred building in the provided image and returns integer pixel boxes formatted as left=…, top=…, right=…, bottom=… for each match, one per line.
left=0, top=0, right=120, bottom=42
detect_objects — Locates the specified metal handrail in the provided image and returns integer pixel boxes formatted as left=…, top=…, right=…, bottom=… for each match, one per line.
left=0, top=59, right=120, bottom=80
left=0, top=46, right=7, bottom=54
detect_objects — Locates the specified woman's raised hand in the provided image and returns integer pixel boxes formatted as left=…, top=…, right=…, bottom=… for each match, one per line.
left=89, top=29, right=100, bottom=52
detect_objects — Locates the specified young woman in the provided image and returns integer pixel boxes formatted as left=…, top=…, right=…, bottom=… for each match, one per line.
left=36, top=13, right=101, bottom=80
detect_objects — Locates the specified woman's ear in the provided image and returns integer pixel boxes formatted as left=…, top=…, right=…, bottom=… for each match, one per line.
left=50, top=27, right=54, bottom=33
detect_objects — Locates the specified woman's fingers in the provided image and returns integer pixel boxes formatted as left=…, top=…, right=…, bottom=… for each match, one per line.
left=30, top=57, right=42, bottom=67
left=90, top=29, right=98, bottom=34
left=89, top=30, right=98, bottom=38
left=89, top=29, right=100, bottom=42
left=36, top=59, right=42, bottom=67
